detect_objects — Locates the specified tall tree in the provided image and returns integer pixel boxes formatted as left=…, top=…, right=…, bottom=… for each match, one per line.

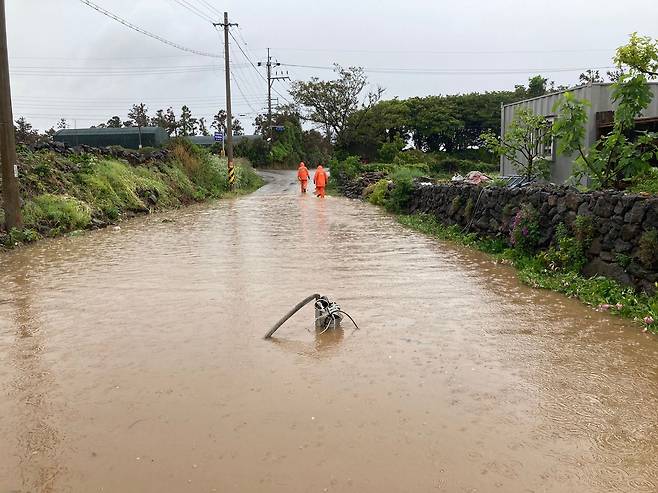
left=106, top=116, right=122, bottom=128
left=56, top=118, right=68, bottom=130
left=197, top=117, right=210, bottom=136
left=290, top=65, right=384, bottom=143
left=164, top=107, right=178, bottom=136
left=527, top=75, right=549, bottom=98
left=481, top=108, right=553, bottom=180
left=212, top=109, right=227, bottom=133
left=151, top=109, right=168, bottom=130
left=579, top=69, right=604, bottom=85
left=127, top=103, right=149, bottom=128
left=178, top=105, right=196, bottom=136
left=232, top=119, right=244, bottom=136
left=14, top=117, right=39, bottom=145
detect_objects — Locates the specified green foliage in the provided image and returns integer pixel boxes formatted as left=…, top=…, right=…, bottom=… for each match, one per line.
left=23, top=194, right=92, bottom=234
left=638, top=230, right=658, bottom=269
left=385, top=167, right=425, bottom=213
left=482, top=108, right=552, bottom=180
left=573, top=215, right=596, bottom=245
left=464, top=198, right=475, bottom=219
left=509, top=204, right=540, bottom=252
left=234, top=138, right=270, bottom=167
left=629, top=167, right=658, bottom=194
left=331, top=155, right=362, bottom=180
left=553, top=35, right=658, bottom=189
left=616, top=253, right=632, bottom=269
left=537, top=223, right=588, bottom=273
left=378, top=136, right=406, bottom=162
left=8, top=145, right=262, bottom=243
left=1, top=227, right=41, bottom=247
left=614, top=32, right=658, bottom=78
left=365, top=179, right=390, bottom=206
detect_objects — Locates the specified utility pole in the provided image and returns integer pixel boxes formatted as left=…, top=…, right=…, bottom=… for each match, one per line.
left=0, top=0, right=21, bottom=229
left=214, top=12, right=238, bottom=189
left=258, top=49, right=290, bottom=140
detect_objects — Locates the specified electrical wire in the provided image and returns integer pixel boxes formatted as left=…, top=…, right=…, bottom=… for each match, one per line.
left=169, top=0, right=215, bottom=22
left=78, top=0, right=222, bottom=59
left=281, top=63, right=616, bottom=76
left=228, top=28, right=293, bottom=105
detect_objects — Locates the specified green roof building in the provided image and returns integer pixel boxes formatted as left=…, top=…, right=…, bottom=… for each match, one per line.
left=54, top=127, right=169, bottom=149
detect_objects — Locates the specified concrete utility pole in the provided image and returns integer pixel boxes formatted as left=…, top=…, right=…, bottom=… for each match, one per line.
left=214, top=12, right=238, bottom=189
left=0, top=0, right=21, bottom=229
left=258, top=49, right=290, bottom=140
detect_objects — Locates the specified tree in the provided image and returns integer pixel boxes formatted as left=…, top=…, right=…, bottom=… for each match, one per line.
left=527, top=75, right=549, bottom=98
left=127, top=103, right=149, bottom=128
left=197, top=117, right=210, bottom=136
left=178, top=106, right=197, bottom=136
left=106, top=116, right=122, bottom=128
left=212, top=109, right=242, bottom=135
left=232, top=119, right=244, bottom=136
left=579, top=69, right=604, bottom=85
left=151, top=109, right=169, bottom=131
left=164, top=107, right=178, bottom=136
left=552, top=34, right=658, bottom=189
left=553, top=79, right=658, bottom=189
left=481, top=108, right=553, bottom=180
left=289, top=65, right=384, bottom=143
left=614, top=32, right=658, bottom=78
left=14, top=117, right=39, bottom=145
left=212, top=109, right=227, bottom=133
left=302, top=129, right=332, bottom=165
left=56, top=118, right=68, bottom=130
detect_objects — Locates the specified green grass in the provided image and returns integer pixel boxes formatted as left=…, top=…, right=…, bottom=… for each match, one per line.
left=397, top=213, right=658, bottom=333
left=1, top=144, right=263, bottom=248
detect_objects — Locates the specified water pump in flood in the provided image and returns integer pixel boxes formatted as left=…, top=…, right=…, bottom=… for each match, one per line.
left=263, top=294, right=359, bottom=339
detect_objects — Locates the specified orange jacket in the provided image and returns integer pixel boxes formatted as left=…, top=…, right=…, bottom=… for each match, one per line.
left=297, top=165, right=309, bottom=181
left=314, top=166, right=328, bottom=187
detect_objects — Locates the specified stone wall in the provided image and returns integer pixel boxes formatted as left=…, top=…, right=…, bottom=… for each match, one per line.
left=29, top=141, right=171, bottom=166
left=406, top=182, right=658, bottom=292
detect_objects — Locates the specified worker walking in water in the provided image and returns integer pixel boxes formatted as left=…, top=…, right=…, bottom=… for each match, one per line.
left=314, top=165, right=328, bottom=198
left=297, top=162, right=310, bottom=193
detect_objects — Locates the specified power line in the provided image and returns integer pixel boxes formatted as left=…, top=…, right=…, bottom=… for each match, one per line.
left=281, top=63, right=617, bottom=76
left=78, top=0, right=222, bottom=59
left=228, top=28, right=292, bottom=105
left=195, top=0, right=223, bottom=17
left=253, top=46, right=616, bottom=55
left=169, top=0, right=214, bottom=22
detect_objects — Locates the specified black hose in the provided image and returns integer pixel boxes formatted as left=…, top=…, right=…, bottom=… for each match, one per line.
left=263, top=294, right=321, bottom=339
left=339, top=311, right=360, bottom=330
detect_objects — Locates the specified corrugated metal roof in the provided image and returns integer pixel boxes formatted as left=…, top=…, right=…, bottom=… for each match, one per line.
left=55, top=127, right=166, bottom=136
left=502, top=82, right=658, bottom=109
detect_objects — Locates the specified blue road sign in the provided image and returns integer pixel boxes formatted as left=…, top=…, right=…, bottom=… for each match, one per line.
left=274, top=125, right=285, bottom=132
left=214, top=132, right=224, bottom=142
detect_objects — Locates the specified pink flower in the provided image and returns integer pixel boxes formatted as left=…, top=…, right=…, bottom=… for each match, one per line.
left=599, top=304, right=612, bottom=311
left=616, top=304, right=624, bottom=311
left=644, top=316, right=655, bottom=325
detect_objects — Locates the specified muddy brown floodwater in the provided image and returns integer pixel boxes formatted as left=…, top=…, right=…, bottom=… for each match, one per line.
left=1, top=170, right=658, bottom=493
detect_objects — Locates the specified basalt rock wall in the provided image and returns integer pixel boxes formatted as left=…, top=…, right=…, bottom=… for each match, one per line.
left=406, top=182, right=658, bottom=292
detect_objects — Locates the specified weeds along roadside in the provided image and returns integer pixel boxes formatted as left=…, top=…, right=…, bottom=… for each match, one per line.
left=0, top=138, right=264, bottom=248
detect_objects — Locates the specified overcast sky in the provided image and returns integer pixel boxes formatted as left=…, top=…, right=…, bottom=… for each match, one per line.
left=6, top=0, right=658, bottom=132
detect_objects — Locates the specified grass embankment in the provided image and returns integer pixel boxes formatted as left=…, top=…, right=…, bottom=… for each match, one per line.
left=0, top=139, right=263, bottom=247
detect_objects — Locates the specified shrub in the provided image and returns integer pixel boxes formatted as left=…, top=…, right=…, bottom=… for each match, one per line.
left=464, top=198, right=475, bottom=219
left=573, top=215, right=596, bottom=245
left=23, top=194, right=92, bottom=234
left=378, top=136, right=406, bottom=162
left=384, top=167, right=425, bottom=213
left=538, top=223, right=587, bottom=273
left=509, top=204, right=540, bottom=252
left=638, top=229, right=658, bottom=269
left=365, top=179, right=390, bottom=206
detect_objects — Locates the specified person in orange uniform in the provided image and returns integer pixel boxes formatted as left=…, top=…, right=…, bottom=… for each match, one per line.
left=297, top=162, right=310, bottom=193
left=314, top=165, right=328, bottom=198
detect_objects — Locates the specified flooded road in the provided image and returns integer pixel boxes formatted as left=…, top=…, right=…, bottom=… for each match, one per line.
left=1, top=170, right=658, bottom=492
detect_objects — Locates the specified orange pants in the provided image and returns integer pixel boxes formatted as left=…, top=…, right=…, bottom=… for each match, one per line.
left=316, top=186, right=325, bottom=198
left=300, top=180, right=307, bottom=193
